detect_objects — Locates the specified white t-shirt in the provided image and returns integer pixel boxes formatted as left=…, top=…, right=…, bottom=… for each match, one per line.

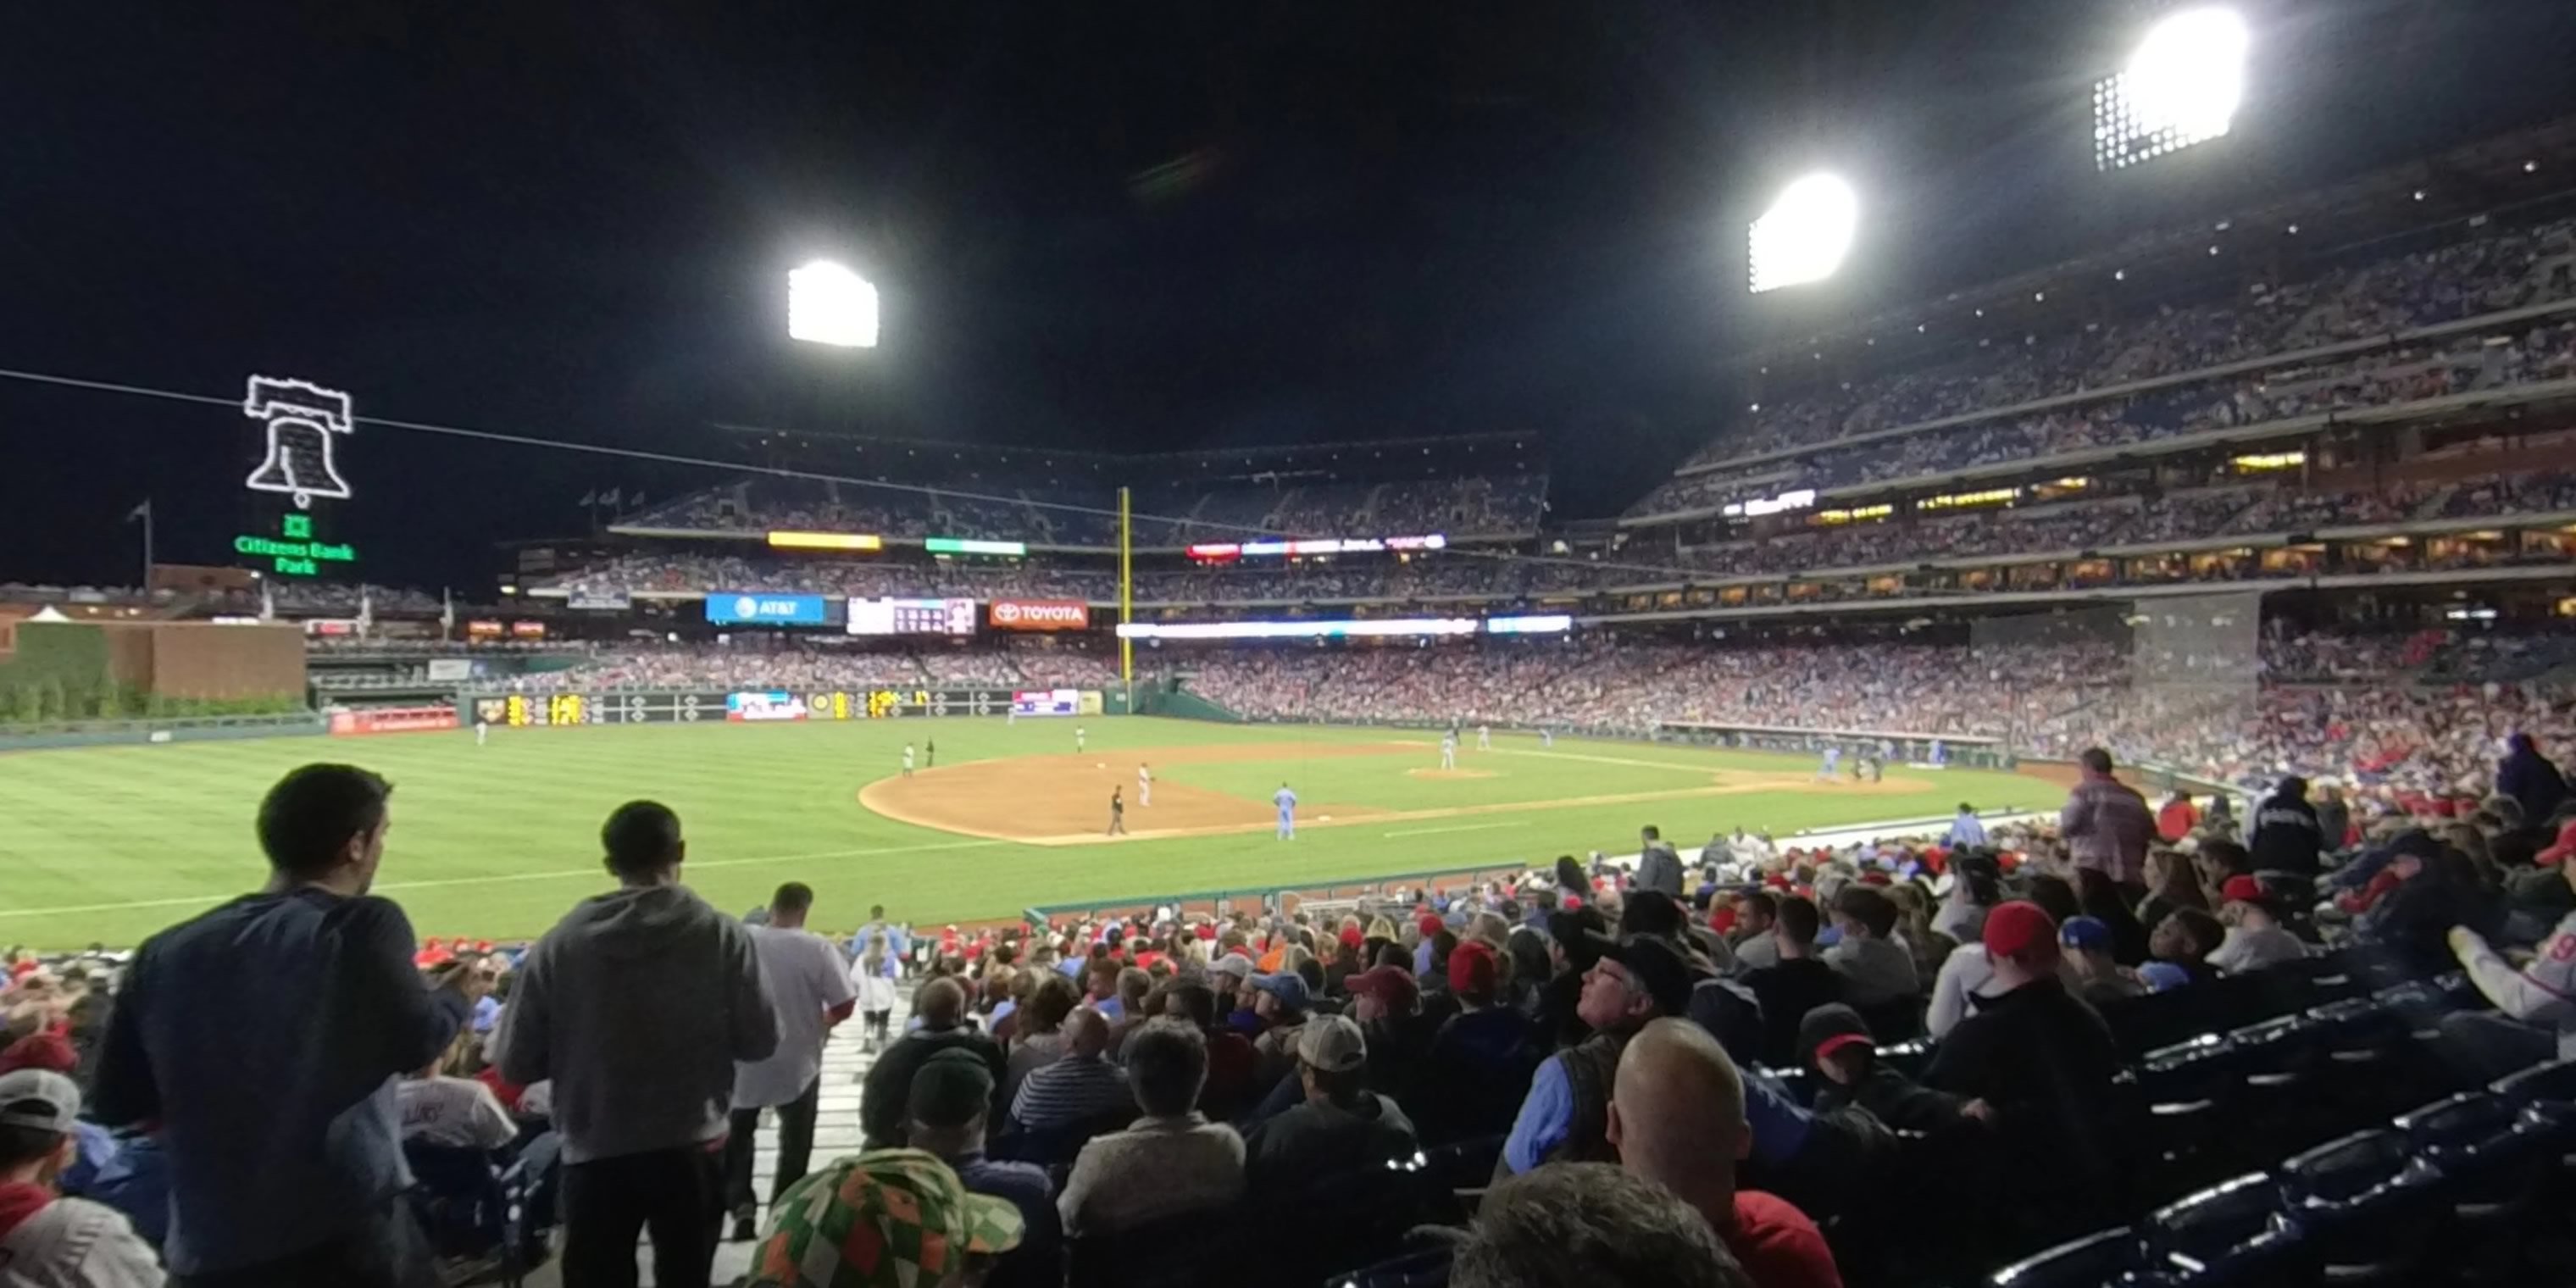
left=735, top=924, right=859, bottom=1107
left=397, top=1076, right=519, bottom=1151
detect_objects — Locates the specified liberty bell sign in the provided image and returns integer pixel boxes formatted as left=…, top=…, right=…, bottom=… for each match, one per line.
left=243, top=375, right=354, bottom=508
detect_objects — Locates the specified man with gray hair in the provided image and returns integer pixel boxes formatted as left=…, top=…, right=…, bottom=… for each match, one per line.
left=1449, top=1163, right=1750, bottom=1288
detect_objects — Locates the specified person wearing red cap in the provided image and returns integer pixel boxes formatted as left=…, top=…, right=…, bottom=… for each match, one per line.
left=1420, top=941, right=1542, bottom=1143
left=1919, top=900, right=2123, bottom=1245
left=2207, top=876, right=2307, bottom=974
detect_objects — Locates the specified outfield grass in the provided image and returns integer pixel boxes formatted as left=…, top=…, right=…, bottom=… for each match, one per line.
left=0, top=717, right=2061, bottom=948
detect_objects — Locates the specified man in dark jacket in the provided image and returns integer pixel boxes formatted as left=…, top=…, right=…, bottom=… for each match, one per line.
left=861, top=978, right=1007, bottom=1149
left=92, top=764, right=480, bottom=1287
left=2499, top=734, right=2570, bottom=832
left=497, top=800, right=780, bottom=1288
left=2247, top=775, right=2324, bottom=875
left=1635, top=826, right=1685, bottom=900
left=1921, top=902, right=2121, bottom=1243
left=1799, top=1004, right=1990, bottom=1135
left=1244, top=1016, right=1418, bottom=1191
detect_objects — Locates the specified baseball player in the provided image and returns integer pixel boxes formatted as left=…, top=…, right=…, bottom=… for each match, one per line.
left=1075, top=724, right=1086, bottom=753
left=1138, top=763, right=1152, bottom=808
left=1477, top=724, right=1491, bottom=752
left=1274, top=782, right=1298, bottom=840
left=475, top=718, right=489, bottom=747
left=1817, top=745, right=1842, bottom=781
left=902, top=743, right=915, bottom=777
left=1108, top=786, right=1127, bottom=836
left=1440, top=731, right=1458, bottom=771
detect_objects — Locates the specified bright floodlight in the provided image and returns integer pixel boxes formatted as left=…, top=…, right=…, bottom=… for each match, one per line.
left=1747, top=174, right=1858, bottom=294
left=2095, top=7, right=2248, bottom=171
left=787, top=261, right=879, bottom=347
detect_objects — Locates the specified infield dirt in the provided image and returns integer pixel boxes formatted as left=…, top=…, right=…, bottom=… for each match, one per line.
left=860, top=738, right=1931, bottom=846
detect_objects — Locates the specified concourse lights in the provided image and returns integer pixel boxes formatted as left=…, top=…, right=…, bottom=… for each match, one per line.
left=787, top=261, right=880, bottom=347
left=2094, top=7, right=2249, bottom=171
left=1747, top=174, right=1858, bottom=293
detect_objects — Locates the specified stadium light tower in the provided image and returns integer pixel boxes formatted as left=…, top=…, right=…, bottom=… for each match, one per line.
left=787, top=260, right=880, bottom=347
left=2095, top=7, right=2249, bottom=171
left=1747, top=173, right=1858, bottom=294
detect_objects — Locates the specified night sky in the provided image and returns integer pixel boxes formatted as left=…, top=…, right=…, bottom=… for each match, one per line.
left=2, top=1, right=2570, bottom=591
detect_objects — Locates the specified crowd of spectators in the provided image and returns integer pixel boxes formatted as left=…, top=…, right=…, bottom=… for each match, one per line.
left=530, top=464, right=2576, bottom=612
left=459, top=640, right=1123, bottom=694
left=13, top=728, right=2574, bottom=1286
left=618, top=473, right=1549, bottom=548
left=1174, top=631, right=2576, bottom=802
left=1633, top=213, right=2576, bottom=515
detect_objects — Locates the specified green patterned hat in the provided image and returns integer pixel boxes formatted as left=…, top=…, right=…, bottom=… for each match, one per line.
left=751, top=1148, right=1025, bottom=1288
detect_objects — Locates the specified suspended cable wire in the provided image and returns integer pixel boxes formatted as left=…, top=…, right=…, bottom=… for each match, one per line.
left=0, top=364, right=1722, bottom=585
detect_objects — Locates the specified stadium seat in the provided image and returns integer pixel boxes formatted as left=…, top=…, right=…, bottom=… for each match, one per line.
left=1982, top=1225, right=2142, bottom=1288
left=2134, top=1173, right=2307, bottom=1288
left=402, top=1141, right=532, bottom=1288
left=2222, top=1013, right=2329, bottom=1162
left=1069, top=1208, right=1246, bottom=1288
left=2275, top=1127, right=2443, bottom=1283
left=2133, top=1036, right=2249, bottom=1199
left=2394, top=1091, right=2551, bottom=1279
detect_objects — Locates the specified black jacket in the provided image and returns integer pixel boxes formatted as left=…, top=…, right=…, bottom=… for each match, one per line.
left=2499, top=736, right=2570, bottom=830
left=1922, top=979, right=2122, bottom=1195
left=861, top=1024, right=1006, bottom=1148
left=2248, top=793, right=2323, bottom=874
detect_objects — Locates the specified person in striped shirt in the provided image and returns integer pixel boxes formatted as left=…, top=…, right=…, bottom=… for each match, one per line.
left=1007, top=1009, right=1132, bottom=1136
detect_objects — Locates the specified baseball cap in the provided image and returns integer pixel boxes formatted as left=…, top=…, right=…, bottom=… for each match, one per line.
left=0, top=1069, right=79, bottom=1134
left=2057, top=915, right=2112, bottom=954
left=1345, top=964, right=1419, bottom=1013
left=752, top=1148, right=1022, bottom=1288
left=2136, top=962, right=2193, bottom=993
left=1982, top=900, right=2059, bottom=963
left=2540, top=819, right=2576, bottom=868
left=1297, top=1013, right=1368, bottom=1073
left=905, top=1047, right=996, bottom=1130
left=2220, top=874, right=2266, bottom=905
left=0, top=1030, right=77, bottom=1076
left=1796, top=1002, right=1877, bottom=1065
left=1416, top=913, right=1445, bottom=939
left=1210, top=952, right=1257, bottom=980
left=1248, top=972, right=1311, bottom=1012
left=1449, top=940, right=1501, bottom=997
left=1592, top=933, right=1695, bottom=1016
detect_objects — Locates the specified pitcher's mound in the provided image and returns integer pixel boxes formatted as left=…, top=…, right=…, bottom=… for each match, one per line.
left=1407, top=768, right=1497, bottom=780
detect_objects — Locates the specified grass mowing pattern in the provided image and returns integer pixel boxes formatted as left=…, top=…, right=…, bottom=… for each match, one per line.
left=0, top=717, right=2060, bottom=947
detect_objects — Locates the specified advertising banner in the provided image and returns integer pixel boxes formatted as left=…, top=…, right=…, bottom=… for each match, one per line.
left=1011, top=688, right=1081, bottom=717
left=726, top=691, right=811, bottom=722
left=706, top=592, right=830, bottom=626
left=425, top=658, right=474, bottom=681
left=328, top=705, right=459, bottom=736
left=987, top=599, right=1091, bottom=631
left=566, top=590, right=633, bottom=611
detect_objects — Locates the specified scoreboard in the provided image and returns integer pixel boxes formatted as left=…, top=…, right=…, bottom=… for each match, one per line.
left=470, top=687, right=1024, bottom=728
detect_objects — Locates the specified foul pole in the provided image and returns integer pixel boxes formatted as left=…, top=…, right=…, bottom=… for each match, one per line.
left=1119, top=485, right=1134, bottom=690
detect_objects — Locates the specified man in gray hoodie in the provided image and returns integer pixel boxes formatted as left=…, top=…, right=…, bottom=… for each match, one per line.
left=497, top=801, right=778, bottom=1288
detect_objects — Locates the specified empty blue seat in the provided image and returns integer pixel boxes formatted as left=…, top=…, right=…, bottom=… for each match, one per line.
left=1984, top=1225, right=2142, bottom=1288
left=2276, top=1127, right=2442, bottom=1283
left=2135, top=1172, right=2307, bottom=1287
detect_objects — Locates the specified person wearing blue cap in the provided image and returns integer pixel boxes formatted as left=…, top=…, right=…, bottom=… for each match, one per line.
left=2058, top=916, right=2146, bottom=1006
left=1246, top=973, right=1313, bottom=1091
